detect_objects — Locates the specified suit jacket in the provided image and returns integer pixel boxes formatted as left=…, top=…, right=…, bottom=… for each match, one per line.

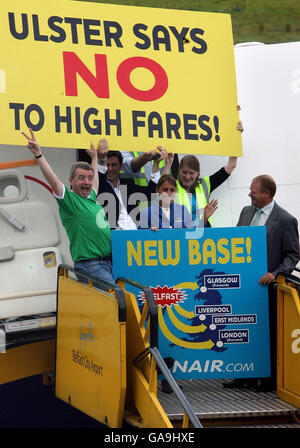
left=97, top=172, right=156, bottom=229
left=237, top=202, right=300, bottom=276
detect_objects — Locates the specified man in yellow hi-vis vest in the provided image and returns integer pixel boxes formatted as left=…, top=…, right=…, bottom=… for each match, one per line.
left=121, top=150, right=167, bottom=186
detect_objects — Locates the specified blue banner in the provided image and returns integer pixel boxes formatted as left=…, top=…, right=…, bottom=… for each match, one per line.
left=112, top=226, right=270, bottom=380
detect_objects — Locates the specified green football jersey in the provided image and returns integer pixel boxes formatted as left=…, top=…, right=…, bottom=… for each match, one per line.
left=56, top=187, right=111, bottom=261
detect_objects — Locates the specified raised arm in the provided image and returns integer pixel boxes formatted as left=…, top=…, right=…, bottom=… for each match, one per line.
left=224, top=120, right=243, bottom=174
left=224, top=156, right=238, bottom=174
left=162, top=152, right=174, bottom=175
left=96, top=138, right=109, bottom=169
left=22, top=129, right=63, bottom=196
left=152, top=145, right=168, bottom=173
left=130, top=150, right=159, bottom=172
left=85, top=142, right=99, bottom=193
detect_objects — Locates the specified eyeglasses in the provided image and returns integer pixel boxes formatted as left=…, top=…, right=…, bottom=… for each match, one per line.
left=75, top=174, right=94, bottom=182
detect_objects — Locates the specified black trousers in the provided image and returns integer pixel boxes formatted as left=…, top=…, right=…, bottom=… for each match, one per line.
left=266, top=284, right=277, bottom=387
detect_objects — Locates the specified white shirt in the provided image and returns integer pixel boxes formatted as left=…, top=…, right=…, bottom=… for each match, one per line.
left=110, top=180, right=137, bottom=230
left=251, top=200, right=275, bottom=226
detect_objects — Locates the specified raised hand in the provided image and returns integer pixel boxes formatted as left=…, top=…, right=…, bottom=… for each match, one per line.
left=97, top=138, right=109, bottom=163
left=156, top=145, right=167, bottom=161
left=204, top=199, right=218, bottom=223
left=165, top=152, right=174, bottom=167
left=86, top=141, right=97, bottom=161
left=22, top=128, right=41, bottom=157
left=21, top=128, right=63, bottom=195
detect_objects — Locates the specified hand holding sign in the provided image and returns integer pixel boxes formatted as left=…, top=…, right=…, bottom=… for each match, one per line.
left=96, top=138, right=109, bottom=164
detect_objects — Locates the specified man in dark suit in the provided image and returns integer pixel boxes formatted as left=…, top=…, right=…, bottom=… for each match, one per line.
left=238, top=175, right=299, bottom=283
left=96, top=139, right=172, bottom=229
left=224, top=174, right=299, bottom=391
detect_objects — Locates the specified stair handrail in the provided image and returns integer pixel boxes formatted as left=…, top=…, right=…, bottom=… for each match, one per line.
left=150, top=346, right=202, bottom=428
left=277, top=271, right=300, bottom=289
left=117, top=277, right=158, bottom=348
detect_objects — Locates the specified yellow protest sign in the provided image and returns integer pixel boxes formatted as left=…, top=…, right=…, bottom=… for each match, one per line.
left=0, top=0, right=242, bottom=155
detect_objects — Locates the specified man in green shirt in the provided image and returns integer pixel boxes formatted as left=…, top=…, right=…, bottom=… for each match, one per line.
left=22, top=128, right=115, bottom=285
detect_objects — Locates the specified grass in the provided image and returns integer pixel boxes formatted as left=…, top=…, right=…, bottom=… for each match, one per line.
left=74, top=0, right=300, bottom=44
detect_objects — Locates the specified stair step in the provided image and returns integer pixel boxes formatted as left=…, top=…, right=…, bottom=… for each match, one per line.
left=158, top=379, right=300, bottom=426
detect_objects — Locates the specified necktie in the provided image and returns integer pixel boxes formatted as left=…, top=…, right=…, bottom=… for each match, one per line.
left=251, top=208, right=263, bottom=226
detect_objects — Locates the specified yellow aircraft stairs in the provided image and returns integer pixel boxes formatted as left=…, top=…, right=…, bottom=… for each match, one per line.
left=0, top=265, right=299, bottom=428
left=53, top=265, right=300, bottom=429
left=54, top=264, right=201, bottom=428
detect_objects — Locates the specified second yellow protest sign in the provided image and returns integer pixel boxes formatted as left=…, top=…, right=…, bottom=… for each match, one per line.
left=0, top=0, right=242, bottom=155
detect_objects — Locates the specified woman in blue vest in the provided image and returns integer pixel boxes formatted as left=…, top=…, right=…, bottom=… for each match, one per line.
left=139, top=174, right=197, bottom=394
left=139, top=174, right=195, bottom=230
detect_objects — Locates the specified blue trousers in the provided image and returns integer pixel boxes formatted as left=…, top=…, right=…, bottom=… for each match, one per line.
left=74, top=258, right=116, bottom=287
